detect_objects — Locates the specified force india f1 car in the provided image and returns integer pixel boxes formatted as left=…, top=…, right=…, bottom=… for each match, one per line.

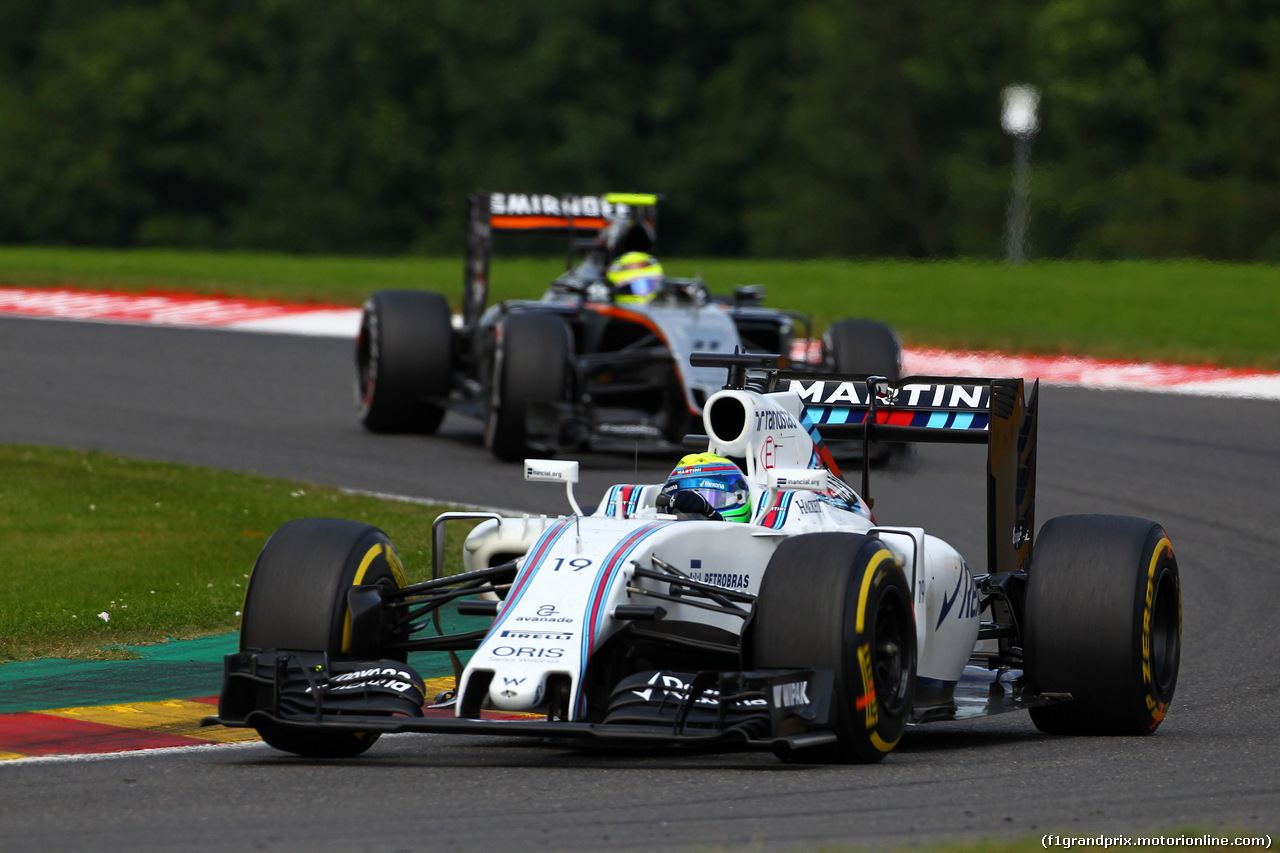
left=354, top=192, right=902, bottom=460
left=212, top=353, right=1182, bottom=763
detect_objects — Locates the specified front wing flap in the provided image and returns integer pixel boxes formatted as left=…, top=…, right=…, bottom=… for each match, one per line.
left=217, top=650, right=428, bottom=726
left=206, top=650, right=839, bottom=752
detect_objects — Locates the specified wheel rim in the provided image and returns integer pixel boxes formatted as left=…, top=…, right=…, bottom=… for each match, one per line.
left=1149, top=569, right=1180, bottom=694
left=356, top=316, right=375, bottom=405
left=872, top=585, right=912, bottom=716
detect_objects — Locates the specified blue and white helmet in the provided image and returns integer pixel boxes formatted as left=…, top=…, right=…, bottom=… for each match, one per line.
left=660, top=453, right=752, bottom=523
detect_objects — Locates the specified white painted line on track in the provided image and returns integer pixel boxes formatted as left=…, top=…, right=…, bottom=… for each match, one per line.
left=4, top=285, right=1278, bottom=400
left=0, top=739, right=267, bottom=767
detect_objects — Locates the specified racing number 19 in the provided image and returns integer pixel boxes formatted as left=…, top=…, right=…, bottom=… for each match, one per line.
left=552, top=558, right=594, bottom=572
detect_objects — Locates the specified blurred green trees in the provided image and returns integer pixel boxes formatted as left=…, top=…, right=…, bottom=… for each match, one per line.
left=0, top=0, right=1276, bottom=258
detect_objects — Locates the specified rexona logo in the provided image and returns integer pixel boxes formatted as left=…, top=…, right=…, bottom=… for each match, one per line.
left=786, top=380, right=990, bottom=410
left=490, top=193, right=625, bottom=218
left=772, top=680, right=811, bottom=709
left=499, top=629, right=574, bottom=641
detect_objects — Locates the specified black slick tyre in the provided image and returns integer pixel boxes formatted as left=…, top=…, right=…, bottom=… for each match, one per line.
left=356, top=289, right=452, bottom=433
left=824, top=319, right=904, bottom=462
left=1024, top=514, right=1181, bottom=735
left=824, top=318, right=902, bottom=380
left=749, top=533, right=915, bottom=763
left=486, top=311, right=573, bottom=461
left=240, top=517, right=408, bottom=757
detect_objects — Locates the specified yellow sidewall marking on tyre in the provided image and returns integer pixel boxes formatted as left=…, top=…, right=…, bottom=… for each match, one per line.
left=856, top=642, right=878, bottom=729
left=855, top=549, right=893, bottom=633
left=871, top=732, right=900, bottom=752
left=343, top=543, right=385, bottom=654
left=1141, top=536, right=1174, bottom=729
left=352, top=543, right=385, bottom=585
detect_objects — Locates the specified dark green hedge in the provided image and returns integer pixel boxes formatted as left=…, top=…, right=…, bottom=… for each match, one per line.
left=1, top=0, right=1276, bottom=259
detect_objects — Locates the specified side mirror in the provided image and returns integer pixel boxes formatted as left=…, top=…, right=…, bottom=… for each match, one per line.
left=524, top=459, right=583, bottom=516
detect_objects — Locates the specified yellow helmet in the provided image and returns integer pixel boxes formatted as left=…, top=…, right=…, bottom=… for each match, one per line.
left=606, top=252, right=664, bottom=304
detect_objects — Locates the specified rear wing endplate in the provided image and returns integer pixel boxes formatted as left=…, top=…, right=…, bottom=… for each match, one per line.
left=462, top=191, right=660, bottom=327
left=769, top=371, right=1039, bottom=577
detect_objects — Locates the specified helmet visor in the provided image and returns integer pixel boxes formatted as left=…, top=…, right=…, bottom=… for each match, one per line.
left=620, top=276, right=661, bottom=297
left=666, top=477, right=747, bottom=511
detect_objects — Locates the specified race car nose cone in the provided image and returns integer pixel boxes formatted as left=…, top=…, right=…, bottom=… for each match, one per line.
left=488, top=669, right=549, bottom=711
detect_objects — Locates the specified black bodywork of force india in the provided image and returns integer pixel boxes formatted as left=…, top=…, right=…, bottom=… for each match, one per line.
left=354, top=192, right=903, bottom=460
left=210, top=354, right=1182, bottom=763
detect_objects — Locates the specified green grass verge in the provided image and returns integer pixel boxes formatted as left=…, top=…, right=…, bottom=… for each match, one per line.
left=2, top=247, right=1277, bottom=370
left=0, top=445, right=474, bottom=662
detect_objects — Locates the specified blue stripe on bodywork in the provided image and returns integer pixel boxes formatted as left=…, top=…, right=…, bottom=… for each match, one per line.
left=486, top=518, right=574, bottom=636
left=573, top=522, right=671, bottom=718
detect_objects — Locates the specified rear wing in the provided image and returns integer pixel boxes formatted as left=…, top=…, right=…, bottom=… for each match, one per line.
left=462, top=191, right=660, bottom=327
left=768, top=371, right=1039, bottom=577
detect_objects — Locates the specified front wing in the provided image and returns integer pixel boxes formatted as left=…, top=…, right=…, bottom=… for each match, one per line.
left=204, top=649, right=841, bottom=755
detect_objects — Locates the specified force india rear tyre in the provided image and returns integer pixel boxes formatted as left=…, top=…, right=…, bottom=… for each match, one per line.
left=240, top=517, right=408, bottom=757
left=1024, top=514, right=1181, bottom=735
left=750, top=533, right=915, bottom=763
left=356, top=289, right=452, bottom=433
left=487, top=312, right=573, bottom=461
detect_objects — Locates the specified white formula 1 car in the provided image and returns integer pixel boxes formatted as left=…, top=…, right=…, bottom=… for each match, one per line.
left=210, top=353, right=1182, bottom=763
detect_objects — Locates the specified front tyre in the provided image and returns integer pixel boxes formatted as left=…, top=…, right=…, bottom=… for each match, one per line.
left=239, top=518, right=408, bottom=757
left=487, top=312, right=573, bottom=461
left=1024, top=515, right=1181, bottom=735
left=824, top=318, right=901, bottom=380
left=356, top=290, right=452, bottom=433
left=824, top=319, right=904, bottom=463
left=749, top=533, right=915, bottom=763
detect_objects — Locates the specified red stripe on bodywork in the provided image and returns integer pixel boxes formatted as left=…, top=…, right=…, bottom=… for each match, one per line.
left=490, top=215, right=608, bottom=230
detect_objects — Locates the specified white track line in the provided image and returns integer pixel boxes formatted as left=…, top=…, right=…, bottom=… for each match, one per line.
left=0, top=739, right=267, bottom=767
left=3, top=286, right=1277, bottom=399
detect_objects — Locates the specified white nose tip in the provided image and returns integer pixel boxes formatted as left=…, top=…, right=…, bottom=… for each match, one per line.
left=488, top=672, right=545, bottom=711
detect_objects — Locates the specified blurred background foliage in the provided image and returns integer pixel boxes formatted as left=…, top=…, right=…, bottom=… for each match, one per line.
left=0, top=0, right=1276, bottom=259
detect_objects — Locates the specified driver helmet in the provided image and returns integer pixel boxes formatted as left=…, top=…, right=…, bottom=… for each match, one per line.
left=607, top=251, right=664, bottom=304
left=660, top=452, right=752, bottom=523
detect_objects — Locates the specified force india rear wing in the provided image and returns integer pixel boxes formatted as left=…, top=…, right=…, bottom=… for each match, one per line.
left=462, top=191, right=661, bottom=327
left=768, top=369, right=1039, bottom=578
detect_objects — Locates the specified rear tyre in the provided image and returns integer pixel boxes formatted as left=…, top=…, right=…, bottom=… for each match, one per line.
left=356, top=290, right=452, bottom=433
left=487, top=312, right=573, bottom=461
left=749, top=533, right=915, bottom=763
left=1024, top=515, right=1181, bottom=735
left=240, top=518, right=408, bottom=757
left=824, top=318, right=901, bottom=380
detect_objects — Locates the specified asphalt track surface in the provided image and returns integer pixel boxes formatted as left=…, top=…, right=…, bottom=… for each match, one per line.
left=2, top=315, right=1277, bottom=852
